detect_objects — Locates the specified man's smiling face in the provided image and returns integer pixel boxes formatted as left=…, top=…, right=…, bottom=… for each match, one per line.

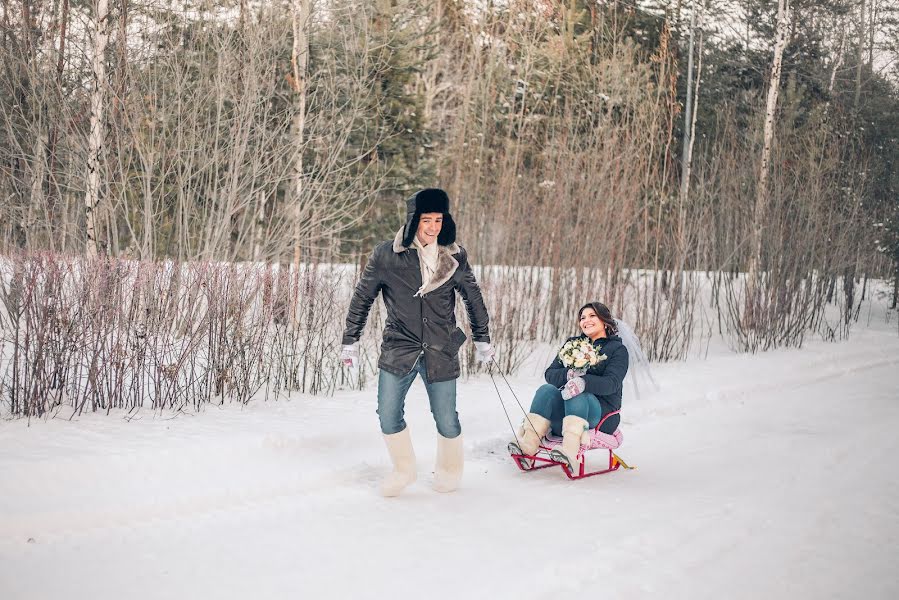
left=416, top=212, right=443, bottom=246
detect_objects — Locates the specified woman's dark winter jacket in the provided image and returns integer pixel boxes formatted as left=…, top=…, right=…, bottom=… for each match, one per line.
left=342, top=229, right=490, bottom=383
left=545, top=334, right=629, bottom=432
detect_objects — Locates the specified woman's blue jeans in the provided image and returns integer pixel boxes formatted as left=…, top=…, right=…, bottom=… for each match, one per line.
left=529, top=383, right=603, bottom=436
left=377, top=353, right=460, bottom=438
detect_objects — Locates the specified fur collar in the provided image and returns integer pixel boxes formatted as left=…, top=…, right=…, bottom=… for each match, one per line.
left=392, top=228, right=461, bottom=296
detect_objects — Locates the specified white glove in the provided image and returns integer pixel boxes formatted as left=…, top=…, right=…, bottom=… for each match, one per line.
left=340, top=343, right=359, bottom=369
left=474, top=341, right=495, bottom=364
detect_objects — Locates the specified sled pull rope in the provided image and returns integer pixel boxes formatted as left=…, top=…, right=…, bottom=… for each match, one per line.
left=487, top=357, right=544, bottom=442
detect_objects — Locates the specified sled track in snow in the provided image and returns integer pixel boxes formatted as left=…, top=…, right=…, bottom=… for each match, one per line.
left=0, top=446, right=380, bottom=543
left=645, top=346, right=899, bottom=419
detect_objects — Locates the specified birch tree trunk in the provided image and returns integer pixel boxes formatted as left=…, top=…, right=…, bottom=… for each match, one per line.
left=253, top=190, right=266, bottom=262
left=85, top=0, right=110, bottom=258
left=827, top=25, right=848, bottom=99
left=867, top=0, right=875, bottom=68
left=48, top=0, right=70, bottom=217
left=687, top=27, right=704, bottom=184
left=115, top=0, right=128, bottom=112
left=854, top=0, right=865, bottom=111
left=678, top=0, right=704, bottom=261
left=678, top=0, right=697, bottom=210
left=746, top=0, right=790, bottom=311
left=842, top=0, right=869, bottom=326
left=290, top=0, right=310, bottom=268
left=30, top=129, right=47, bottom=248
left=57, top=0, right=69, bottom=79
left=242, top=0, right=268, bottom=263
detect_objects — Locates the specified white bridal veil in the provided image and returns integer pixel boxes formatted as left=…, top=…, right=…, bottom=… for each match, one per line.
left=615, top=319, right=659, bottom=399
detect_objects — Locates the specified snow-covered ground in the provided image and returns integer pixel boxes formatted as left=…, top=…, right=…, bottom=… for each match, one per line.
left=1, top=309, right=898, bottom=599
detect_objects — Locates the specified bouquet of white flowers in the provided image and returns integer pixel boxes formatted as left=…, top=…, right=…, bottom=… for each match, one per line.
left=558, top=338, right=607, bottom=370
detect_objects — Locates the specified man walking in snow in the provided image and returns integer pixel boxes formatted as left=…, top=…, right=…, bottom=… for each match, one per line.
left=340, top=188, right=494, bottom=497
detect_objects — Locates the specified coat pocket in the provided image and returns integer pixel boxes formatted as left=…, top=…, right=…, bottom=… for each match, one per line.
left=381, top=323, right=399, bottom=343
left=444, top=327, right=467, bottom=356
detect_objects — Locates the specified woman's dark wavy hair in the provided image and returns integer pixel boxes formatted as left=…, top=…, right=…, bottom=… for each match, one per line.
left=578, top=301, right=618, bottom=337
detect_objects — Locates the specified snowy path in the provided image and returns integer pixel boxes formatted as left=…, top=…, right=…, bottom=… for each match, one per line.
left=1, top=327, right=898, bottom=599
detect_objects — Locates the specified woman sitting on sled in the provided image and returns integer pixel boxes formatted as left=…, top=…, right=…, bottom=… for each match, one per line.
left=511, top=301, right=629, bottom=472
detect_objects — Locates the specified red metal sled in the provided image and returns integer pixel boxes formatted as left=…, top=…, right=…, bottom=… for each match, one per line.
left=509, top=411, right=635, bottom=480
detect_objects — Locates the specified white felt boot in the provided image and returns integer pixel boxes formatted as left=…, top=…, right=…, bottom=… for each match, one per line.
left=381, top=428, right=417, bottom=497
left=551, top=415, right=588, bottom=474
left=432, top=434, right=464, bottom=493
left=514, top=413, right=552, bottom=456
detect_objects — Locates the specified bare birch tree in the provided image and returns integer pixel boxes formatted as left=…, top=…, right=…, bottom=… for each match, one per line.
left=746, top=0, right=790, bottom=316
left=291, top=0, right=311, bottom=268
left=854, top=0, right=866, bottom=112
left=678, top=0, right=706, bottom=265
left=85, top=0, right=110, bottom=258
left=678, top=0, right=698, bottom=210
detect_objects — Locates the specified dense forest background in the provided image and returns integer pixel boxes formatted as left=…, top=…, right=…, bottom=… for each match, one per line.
left=1, top=0, right=898, bottom=414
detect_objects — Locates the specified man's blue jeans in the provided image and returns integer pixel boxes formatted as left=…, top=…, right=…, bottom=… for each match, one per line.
left=529, top=383, right=604, bottom=436
left=377, top=354, right=461, bottom=438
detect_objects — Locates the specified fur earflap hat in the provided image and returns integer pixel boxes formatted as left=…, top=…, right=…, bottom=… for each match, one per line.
left=401, top=188, right=457, bottom=247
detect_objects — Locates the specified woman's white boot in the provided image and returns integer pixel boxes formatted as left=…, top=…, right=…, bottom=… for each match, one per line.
left=514, top=413, right=552, bottom=456
left=553, top=415, right=588, bottom=474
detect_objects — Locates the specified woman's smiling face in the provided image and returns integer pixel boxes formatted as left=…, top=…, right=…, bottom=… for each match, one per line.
left=579, top=307, right=607, bottom=341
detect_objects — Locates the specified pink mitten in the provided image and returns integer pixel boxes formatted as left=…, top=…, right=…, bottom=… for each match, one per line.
left=561, top=376, right=586, bottom=400
left=567, top=368, right=587, bottom=380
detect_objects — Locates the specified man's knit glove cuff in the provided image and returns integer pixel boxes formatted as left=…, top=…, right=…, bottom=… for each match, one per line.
left=474, top=341, right=495, bottom=364
left=340, top=343, right=359, bottom=369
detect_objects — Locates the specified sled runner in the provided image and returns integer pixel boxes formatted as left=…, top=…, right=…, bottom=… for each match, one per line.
left=508, top=411, right=635, bottom=480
